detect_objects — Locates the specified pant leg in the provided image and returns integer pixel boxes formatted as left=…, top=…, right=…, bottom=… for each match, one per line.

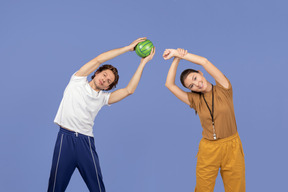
left=76, top=135, right=105, bottom=192
left=194, top=139, right=222, bottom=192
left=220, top=135, right=246, bottom=192
left=47, top=130, right=77, bottom=192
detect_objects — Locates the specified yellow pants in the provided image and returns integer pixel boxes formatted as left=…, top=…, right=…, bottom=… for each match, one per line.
left=195, top=132, right=245, bottom=192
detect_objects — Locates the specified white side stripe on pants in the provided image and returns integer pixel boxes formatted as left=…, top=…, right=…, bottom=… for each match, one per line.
left=53, top=134, right=64, bottom=192
left=88, top=136, right=102, bottom=192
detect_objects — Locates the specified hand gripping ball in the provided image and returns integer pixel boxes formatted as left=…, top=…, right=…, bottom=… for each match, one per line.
left=135, top=39, right=154, bottom=58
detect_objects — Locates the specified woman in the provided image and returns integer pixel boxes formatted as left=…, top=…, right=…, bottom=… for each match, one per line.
left=163, top=48, right=245, bottom=192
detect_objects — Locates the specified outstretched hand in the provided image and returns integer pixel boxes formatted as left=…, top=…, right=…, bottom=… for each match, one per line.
left=141, top=47, right=156, bottom=63
left=163, top=49, right=177, bottom=60
left=128, top=37, right=147, bottom=51
left=163, top=48, right=187, bottom=60
left=176, top=48, right=188, bottom=58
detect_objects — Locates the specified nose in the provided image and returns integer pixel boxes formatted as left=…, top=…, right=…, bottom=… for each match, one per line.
left=192, top=80, right=198, bottom=87
left=192, top=80, right=200, bottom=88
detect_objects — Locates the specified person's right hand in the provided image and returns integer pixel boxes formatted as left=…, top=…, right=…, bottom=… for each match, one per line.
left=127, top=37, right=147, bottom=51
left=163, top=49, right=177, bottom=60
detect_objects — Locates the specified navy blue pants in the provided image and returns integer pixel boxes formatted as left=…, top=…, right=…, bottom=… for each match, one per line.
left=47, top=127, right=105, bottom=192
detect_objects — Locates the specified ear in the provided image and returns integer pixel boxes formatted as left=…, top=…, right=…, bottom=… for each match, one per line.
left=92, top=71, right=99, bottom=79
left=198, top=70, right=204, bottom=76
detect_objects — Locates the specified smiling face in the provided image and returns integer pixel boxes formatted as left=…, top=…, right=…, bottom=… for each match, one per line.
left=92, top=69, right=116, bottom=91
left=183, top=71, right=209, bottom=93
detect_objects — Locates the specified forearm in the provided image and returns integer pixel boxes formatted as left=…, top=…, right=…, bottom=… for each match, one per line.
left=108, top=61, right=147, bottom=105
left=181, top=52, right=217, bottom=77
left=108, top=43, right=155, bottom=105
left=182, top=52, right=228, bottom=87
left=165, top=57, right=180, bottom=87
left=96, top=46, right=130, bottom=64
left=77, top=46, right=130, bottom=76
left=181, top=52, right=208, bottom=66
left=125, top=61, right=147, bottom=94
left=164, top=57, right=190, bottom=105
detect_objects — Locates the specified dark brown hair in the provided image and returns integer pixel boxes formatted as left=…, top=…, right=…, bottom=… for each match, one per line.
left=180, top=69, right=199, bottom=89
left=91, top=64, right=119, bottom=91
left=180, top=69, right=200, bottom=115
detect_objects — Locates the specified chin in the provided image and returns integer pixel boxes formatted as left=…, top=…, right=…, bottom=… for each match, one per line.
left=192, top=89, right=201, bottom=93
left=203, top=85, right=207, bottom=91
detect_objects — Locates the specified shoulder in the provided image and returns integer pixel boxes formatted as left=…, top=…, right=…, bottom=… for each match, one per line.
left=215, top=76, right=233, bottom=97
left=215, top=76, right=232, bottom=90
left=100, top=91, right=111, bottom=97
left=69, top=71, right=88, bottom=84
left=99, top=91, right=111, bottom=106
left=187, top=91, right=201, bottom=109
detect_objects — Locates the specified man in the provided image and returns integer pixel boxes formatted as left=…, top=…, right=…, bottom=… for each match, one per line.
left=47, top=37, right=155, bottom=192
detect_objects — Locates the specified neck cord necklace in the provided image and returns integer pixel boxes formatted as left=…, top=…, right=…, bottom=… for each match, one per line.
left=202, top=84, right=217, bottom=140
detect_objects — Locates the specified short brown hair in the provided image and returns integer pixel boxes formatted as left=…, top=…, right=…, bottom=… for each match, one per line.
left=91, top=64, right=119, bottom=91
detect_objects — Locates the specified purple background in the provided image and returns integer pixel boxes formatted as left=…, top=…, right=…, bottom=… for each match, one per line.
left=1, top=0, right=287, bottom=191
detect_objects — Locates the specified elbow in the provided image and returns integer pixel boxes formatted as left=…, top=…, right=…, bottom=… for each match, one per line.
left=201, top=57, right=210, bottom=66
left=95, top=58, right=102, bottom=65
left=127, top=89, right=134, bottom=95
left=165, top=83, right=172, bottom=89
left=127, top=91, right=134, bottom=95
left=93, top=57, right=103, bottom=65
left=165, top=83, right=176, bottom=93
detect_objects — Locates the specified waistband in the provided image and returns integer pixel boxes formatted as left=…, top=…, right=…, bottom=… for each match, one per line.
left=201, top=132, right=240, bottom=144
left=59, top=127, right=93, bottom=138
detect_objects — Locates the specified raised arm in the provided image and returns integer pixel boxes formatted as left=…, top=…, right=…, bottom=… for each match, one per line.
left=180, top=51, right=229, bottom=88
left=76, top=37, right=147, bottom=77
left=164, top=49, right=190, bottom=105
left=108, top=47, right=156, bottom=105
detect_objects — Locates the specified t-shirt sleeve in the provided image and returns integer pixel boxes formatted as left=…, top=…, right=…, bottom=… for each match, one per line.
left=102, top=92, right=111, bottom=106
left=62, top=72, right=87, bottom=95
left=70, top=71, right=87, bottom=83
left=187, top=92, right=197, bottom=109
left=215, top=76, right=233, bottom=97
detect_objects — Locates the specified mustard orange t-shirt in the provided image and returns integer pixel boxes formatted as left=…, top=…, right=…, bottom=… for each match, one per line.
left=187, top=77, right=237, bottom=140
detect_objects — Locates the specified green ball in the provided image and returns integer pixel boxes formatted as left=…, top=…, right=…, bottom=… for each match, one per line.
left=135, top=39, right=154, bottom=58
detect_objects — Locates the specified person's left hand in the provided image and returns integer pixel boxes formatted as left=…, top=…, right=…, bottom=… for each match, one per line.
left=176, top=48, right=188, bottom=58
left=141, top=47, right=156, bottom=63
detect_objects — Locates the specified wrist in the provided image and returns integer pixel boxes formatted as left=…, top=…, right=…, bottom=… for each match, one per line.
left=140, top=58, right=151, bottom=65
left=170, top=50, right=179, bottom=58
left=177, top=51, right=186, bottom=59
left=140, top=60, right=148, bottom=65
left=124, top=46, right=132, bottom=52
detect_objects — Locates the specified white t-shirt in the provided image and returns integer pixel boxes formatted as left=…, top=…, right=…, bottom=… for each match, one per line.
left=54, top=72, right=111, bottom=137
